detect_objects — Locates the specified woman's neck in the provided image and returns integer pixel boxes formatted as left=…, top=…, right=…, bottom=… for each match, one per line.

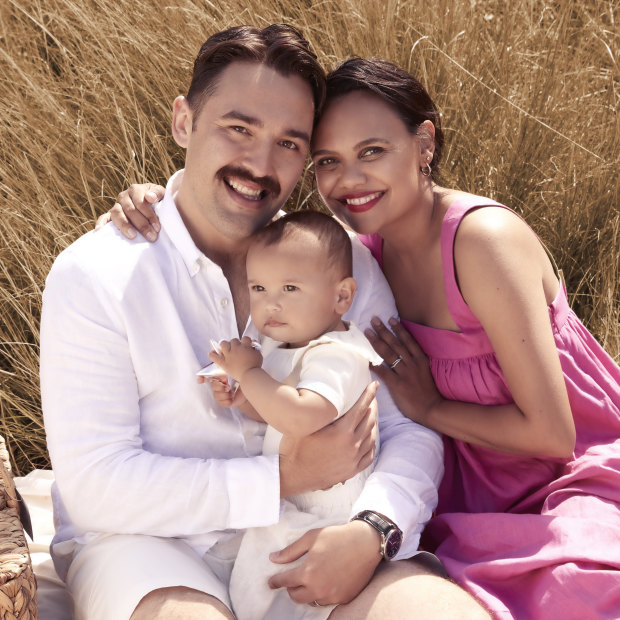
left=379, top=186, right=443, bottom=254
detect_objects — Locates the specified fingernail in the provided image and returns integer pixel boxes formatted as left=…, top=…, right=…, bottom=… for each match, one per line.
left=153, top=222, right=161, bottom=232
left=388, top=317, right=398, bottom=326
left=364, top=329, right=374, bottom=339
left=269, top=551, right=278, bottom=561
left=370, top=317, right=380, bottom=327
left=146, top=191, right=157, bottom=201
left=146, top=232, right=156, bottom=242
left=126, top=228, right=136, bottom=239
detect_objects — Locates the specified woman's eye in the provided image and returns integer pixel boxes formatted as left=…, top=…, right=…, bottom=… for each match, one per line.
left=251, top=285, right=265, bottom=292
left=315, top=157, right=337, bottom=167
left=361, top=146, right=384, bottom=158
left=284, top=285, right=298, bottom=292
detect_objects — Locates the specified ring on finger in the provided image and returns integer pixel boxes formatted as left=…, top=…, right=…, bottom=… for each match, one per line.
left=311, top=600, right=326, bottom=607
left=389, top=356, right=403, bottom=370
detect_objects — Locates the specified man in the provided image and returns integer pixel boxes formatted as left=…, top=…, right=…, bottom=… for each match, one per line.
left=41, top=24, right=489, bottom=619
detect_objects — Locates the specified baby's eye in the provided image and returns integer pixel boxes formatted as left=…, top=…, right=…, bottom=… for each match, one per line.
left=251, top=285, right=265, bottom=292
left=284, top=285, right=298, bottom=292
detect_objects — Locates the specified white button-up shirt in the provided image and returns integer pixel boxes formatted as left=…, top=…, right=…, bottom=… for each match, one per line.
left=40, top=170, right=443, bottom=576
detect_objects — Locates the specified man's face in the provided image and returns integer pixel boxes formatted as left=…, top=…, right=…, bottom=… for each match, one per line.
left=174, top=61, right=315, bottom=245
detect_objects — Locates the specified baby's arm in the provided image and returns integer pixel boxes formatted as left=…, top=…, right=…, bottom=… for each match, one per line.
left=209, top=338, right=337, bottom=438
left=207, top=376, right=264, bottom=422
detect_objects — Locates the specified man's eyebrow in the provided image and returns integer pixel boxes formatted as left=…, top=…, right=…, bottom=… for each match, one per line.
left=221, top=110, right=310, bottom=145
left=222, top=110, right=263, bottom=127
left=312, top=137, right=390, bottom=157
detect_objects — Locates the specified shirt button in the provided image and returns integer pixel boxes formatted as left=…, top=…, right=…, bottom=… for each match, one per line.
left=220, top=298, right=228, bottom=308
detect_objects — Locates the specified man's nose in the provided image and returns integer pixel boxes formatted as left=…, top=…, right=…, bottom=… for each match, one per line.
left=243, top=141, right=276, bottom=180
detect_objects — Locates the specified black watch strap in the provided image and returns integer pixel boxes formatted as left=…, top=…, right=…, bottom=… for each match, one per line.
left=351, top=510, right=403, bottom=560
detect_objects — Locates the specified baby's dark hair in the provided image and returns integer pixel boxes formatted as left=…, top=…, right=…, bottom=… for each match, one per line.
left=251, top=210, right=352, bottom=278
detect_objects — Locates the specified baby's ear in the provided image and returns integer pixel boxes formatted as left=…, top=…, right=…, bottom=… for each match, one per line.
left=335, top=277, right=357, bottom=314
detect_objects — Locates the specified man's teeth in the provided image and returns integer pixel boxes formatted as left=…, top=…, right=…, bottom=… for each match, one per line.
left=228, top=179, right=263, bottom=200
left=345, top=192, right=382, bottom=206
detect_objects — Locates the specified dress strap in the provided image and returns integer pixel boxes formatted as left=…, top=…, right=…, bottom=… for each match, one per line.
left=440, top=197, right=506, bottom=330
left=440, top=196, right=565, bottom=330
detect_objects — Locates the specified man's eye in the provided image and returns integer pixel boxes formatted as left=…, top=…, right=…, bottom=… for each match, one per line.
left=280, top=140, right=298, bottom=151
left=231, top=126, right=249, bottom=134
left=284, top=285, right=298, bottom=292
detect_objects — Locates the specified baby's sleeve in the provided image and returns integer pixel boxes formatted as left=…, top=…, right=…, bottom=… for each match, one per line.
left=296, top=343, right=370, bottom=419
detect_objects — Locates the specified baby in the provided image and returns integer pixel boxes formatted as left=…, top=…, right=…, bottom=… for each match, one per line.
left=207, top=210, right=382, bottom=620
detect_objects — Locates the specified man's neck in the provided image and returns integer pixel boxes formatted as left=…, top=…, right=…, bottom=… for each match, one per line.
left=173, top=188, right=253, bottom=334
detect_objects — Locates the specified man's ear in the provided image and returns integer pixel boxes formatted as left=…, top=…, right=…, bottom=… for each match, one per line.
left=172, top=96, right=193, bottom=148
left=335, top=277, right=357, bottom=315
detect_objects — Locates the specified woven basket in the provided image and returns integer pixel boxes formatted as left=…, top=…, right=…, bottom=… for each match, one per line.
left=0, top=437, right=37, bottom=619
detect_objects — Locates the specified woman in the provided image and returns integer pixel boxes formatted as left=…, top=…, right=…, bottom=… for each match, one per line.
left=105, top=57, right=620, bottom=619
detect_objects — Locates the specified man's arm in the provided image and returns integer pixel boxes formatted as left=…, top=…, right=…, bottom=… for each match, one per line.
left=345, top=235, right=444, bottom=557
left=41, top=243, right=280, bottom=536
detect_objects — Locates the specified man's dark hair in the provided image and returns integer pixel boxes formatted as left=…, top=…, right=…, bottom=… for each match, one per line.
left=252, top=210, right=352, bottom=278
left=187, top=24, right=325, bottom=122
left=324, top=57, right=444, bottom=180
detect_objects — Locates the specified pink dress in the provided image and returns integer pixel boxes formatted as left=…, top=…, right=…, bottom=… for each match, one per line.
left=360, top=197, right=620, bottom=619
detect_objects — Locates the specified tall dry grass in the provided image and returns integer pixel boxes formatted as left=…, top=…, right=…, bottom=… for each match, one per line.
left=0, top=0, right=618, bottom=473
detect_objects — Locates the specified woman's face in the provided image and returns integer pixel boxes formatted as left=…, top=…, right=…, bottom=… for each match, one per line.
left=311, top=91, right=425, bottom=236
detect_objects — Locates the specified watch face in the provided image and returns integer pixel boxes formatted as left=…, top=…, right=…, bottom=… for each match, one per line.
left=385, top=529, right=402, bottom=559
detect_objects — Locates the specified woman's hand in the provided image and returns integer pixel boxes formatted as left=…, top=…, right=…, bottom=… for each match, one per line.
left=279, top=382, right=378, bottom=497
left=365, top=317, right=443, bottom=427
left=95, top=183, right=164, bottom=241
left=268, top=520, right=381, bottom=606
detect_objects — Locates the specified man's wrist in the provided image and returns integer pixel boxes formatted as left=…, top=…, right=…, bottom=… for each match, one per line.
left=346, top=519, right=384, bottom=568
left=350, top=510, right=403, bottom=560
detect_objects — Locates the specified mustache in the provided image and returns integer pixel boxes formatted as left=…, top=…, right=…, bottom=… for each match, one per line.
left=217, top=165, right=280, bottom=197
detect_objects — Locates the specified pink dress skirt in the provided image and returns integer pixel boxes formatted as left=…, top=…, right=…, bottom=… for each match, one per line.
left=360, top=197, right=620, bottom=619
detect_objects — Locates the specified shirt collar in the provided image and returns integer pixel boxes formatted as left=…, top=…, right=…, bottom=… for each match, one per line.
left=156, top=169, right=206, bottom=278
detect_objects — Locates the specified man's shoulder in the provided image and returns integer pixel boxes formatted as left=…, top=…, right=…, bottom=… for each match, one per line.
left=48, top=223, right=164, bottom=290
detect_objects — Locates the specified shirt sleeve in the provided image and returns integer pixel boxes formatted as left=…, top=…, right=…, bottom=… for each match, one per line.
left=346, top=236, right=445, bottom=559
left=40, top=246, right=280, bottom=538
left=297, top=343, right=370, bottom=417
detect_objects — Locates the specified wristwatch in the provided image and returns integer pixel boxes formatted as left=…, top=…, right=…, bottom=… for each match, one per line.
left=351, top=510, right=403, bottom=560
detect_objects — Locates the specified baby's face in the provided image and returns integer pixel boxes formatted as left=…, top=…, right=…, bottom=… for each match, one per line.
left=246, top=236, right=345, bottom=347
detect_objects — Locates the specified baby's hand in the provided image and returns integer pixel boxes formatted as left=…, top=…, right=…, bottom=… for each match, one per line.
left=209, top=376, right=236, bottom=408
left=208, top=337, right=263, bottom=382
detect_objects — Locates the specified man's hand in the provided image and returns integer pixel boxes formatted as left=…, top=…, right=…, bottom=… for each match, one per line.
left=268, top=520, right=382, bottom=605
left=208, top=337, right=263, bottom=383
left=95, top=183, right=164, bottom=241
left=279, top=381, right=378, bottom=498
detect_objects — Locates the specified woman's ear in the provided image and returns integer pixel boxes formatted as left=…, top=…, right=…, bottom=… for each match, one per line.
left=172, top=96, right=193, bottom=148
left=335, top=277, right=357, bottom=315
left=416, top=120, right=436, bottom=165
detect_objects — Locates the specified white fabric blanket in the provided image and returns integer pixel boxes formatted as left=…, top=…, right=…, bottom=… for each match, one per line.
left=14, top=469, right=73, bottom=619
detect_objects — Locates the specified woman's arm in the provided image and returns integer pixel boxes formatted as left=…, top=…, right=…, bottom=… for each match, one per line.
left=368, top=207, right=575, bottom=458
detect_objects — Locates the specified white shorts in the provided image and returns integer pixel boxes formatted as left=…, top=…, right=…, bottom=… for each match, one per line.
left=65, top=534, right=240, bottom=620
